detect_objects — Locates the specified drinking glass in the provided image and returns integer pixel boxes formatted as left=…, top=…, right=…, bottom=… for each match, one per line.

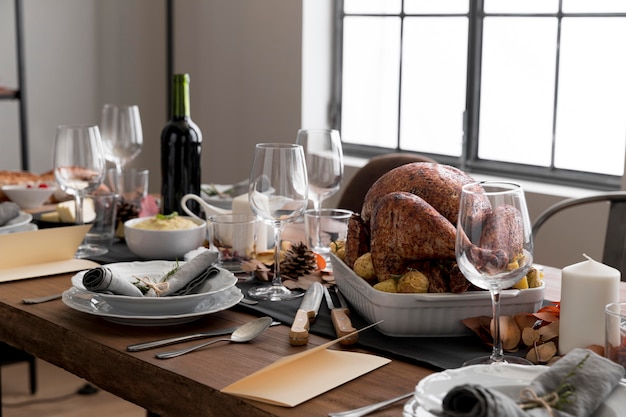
left=295, top=129, right=343, bottom=210
left=455, top=181, right=534, bottom=365
left=100, top=104, right=143, bottom=189
left=247, top=143, right=309, bottom=301
left=53, top=125, right=107, bottom=258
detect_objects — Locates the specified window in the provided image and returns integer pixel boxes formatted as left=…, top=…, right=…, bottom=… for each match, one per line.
left=334, top=0, right=626, bottom=190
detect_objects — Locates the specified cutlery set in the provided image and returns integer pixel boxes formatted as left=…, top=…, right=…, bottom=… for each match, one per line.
left=289, top=281, right=358, bottom=346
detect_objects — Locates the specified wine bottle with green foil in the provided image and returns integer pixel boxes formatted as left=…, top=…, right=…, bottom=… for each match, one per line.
left=161, top=73, right=202, bottom=215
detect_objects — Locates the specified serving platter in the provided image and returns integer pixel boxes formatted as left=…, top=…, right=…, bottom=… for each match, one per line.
left=62, top=285, right=243, bottom=326
left=402, top=364, right=626, bottom=417
left=70, top=261, right=238, bottom=315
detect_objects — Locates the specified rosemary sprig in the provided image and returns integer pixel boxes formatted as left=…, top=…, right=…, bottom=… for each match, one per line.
left=519, top=352, right=590, bottom=413
left=132, top=260, right=180, bottom=294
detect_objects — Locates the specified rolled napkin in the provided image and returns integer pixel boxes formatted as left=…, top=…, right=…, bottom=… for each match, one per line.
left=0, top=201, right=20, bottom=226
left=441, top=348, right=625, bottom=417
left=83, top=251, right=219, bottom=297
left=83, top=266, right=145, bottom=297
left=145, top=250, right=219, bottom=297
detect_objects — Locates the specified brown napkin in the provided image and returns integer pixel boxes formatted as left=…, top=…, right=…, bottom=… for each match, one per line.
left=0, top=202, right=20, bottom=226
left=441, top=348, right=625, bottom=417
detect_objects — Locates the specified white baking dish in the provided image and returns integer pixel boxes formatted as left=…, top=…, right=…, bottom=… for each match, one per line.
left=330, top=253, right=545, bottom=337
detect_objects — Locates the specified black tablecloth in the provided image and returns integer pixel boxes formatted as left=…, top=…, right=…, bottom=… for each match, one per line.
left=89, top=240, right=529, bottom=371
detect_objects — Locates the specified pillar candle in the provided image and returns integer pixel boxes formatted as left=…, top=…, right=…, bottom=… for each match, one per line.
left=559, top=254, right=620, bottom=355
left=232, top=193, right=269, bottom=252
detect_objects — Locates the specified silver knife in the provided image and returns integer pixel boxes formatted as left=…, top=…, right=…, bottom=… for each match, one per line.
left=324, top=286, right=358, bottom=345
left=289, top=281, right=324, bottom=346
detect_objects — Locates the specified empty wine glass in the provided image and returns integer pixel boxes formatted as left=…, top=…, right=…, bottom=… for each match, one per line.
left=100, top=104, right=143, bottom=191
left=53, top=125, right=107, bottom=258
left=248, top=143, right=309, bottom=301
left=455, top=181, right=534, bottom=365
left=295, top=129, right=343, bottom=210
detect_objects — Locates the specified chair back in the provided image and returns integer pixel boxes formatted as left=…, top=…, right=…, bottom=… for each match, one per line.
left=532, top=191, right=626, bottom=281
left=336, top=152, right=436, bottom=214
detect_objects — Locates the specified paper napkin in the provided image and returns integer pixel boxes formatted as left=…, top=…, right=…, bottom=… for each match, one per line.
left=0, top=225, right=98, bottom=281
left=221, top=332, right=391, bottom=407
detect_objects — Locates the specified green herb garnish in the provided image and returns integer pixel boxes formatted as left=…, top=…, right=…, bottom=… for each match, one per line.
left=157, top=212, right=179, bottom=220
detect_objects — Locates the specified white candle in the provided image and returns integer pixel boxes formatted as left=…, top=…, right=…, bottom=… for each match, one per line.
left=232, top=193, right=269, bottom=252
left=559, top=254, right=620, bottom=355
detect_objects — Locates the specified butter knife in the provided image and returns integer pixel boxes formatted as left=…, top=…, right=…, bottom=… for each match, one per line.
left=127, top=320, right=280, bottom=352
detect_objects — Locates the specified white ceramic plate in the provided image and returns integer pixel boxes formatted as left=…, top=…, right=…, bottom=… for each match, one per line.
left=62, top=285, right=243, bottom=326
left=0, top=211, right=33, bottom=234
left=70, top=261, right=237, bottom=315
left=201, top=184, right=235, bottom=209
left=402, top=364, right=626, bottom=417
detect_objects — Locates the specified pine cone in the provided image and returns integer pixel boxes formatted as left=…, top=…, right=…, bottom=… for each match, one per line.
left=280, top=242, right=317, bottom=279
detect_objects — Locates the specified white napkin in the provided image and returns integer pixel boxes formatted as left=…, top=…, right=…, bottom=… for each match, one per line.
left=82, top=266, right=145, bottom=297
left=0, top=202, right=20, bottom=226
left=83, top=251, right=219, bottom=297
left=145, top=250, right=219, bottom=297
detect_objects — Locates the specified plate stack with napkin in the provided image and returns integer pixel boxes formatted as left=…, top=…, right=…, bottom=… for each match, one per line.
left=62, top=250, right=243, bottom=325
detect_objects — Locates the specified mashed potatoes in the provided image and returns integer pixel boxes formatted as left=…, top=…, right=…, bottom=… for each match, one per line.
left=133, top=215, right=197, bottom=231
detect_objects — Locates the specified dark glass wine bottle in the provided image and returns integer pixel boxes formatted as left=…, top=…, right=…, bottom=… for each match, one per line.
left=161, top=73, right=202, bottom=215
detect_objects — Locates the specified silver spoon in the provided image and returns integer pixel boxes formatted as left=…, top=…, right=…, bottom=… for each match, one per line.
left=155, top=316, right=273, bottom=359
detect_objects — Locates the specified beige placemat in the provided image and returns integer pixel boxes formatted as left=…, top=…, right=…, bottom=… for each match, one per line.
left=0, top=225, right=98, bottom=281
left=221, top=331, right=391, bottom=407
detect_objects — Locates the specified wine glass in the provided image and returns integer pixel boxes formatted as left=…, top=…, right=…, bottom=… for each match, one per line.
left=248, top=143, right=309, bottom=301
left=455, top=181, right=534, bottom=365
left=100, top=104, right=143, bottom=191
left=53, top=125, right=107, bottom=258
left=295, top=129, right=343, bottom=210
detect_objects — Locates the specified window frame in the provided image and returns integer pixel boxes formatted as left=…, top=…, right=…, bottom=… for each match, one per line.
left=331, top=0, right=626, bottom=190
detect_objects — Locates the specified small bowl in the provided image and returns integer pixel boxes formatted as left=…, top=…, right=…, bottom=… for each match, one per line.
left=124, top=216, right=207, bottom=260
left=1, top=185, right=57, bottom=209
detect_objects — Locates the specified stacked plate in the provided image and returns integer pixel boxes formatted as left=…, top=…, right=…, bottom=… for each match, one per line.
left=401, top=364, right=626, bottom=416
left=62, top=261, right=243, bottom=326
left=0, top=211, right=37, bottom=234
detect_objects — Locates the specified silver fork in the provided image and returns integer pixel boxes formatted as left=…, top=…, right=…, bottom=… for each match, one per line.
left=22, top=293, right=63, bottom=304
left=328, top=392, right=414, bottom=417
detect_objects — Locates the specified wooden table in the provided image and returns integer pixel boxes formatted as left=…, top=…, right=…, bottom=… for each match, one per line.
left=0, top=267, right=623, bottom=417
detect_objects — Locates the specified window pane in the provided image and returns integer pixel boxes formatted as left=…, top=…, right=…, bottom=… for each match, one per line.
left=404, top=0, right=468, bottom=14
left=554, top=18, right=626, bottom=176
left=341, top=17, right=401, bottom=148
left=344, top=0, right=401, bottom=15
left=484, top=0, right=558, bottom=13
left=400, top=17, right=467, bottom=156
left=563, top=0, right=626, bottom=13
left=478, top=17, right=557, bottom=166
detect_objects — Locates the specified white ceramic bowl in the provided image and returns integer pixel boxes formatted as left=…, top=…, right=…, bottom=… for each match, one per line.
left=1, top=185, right=56, bottom=209
left=124, top=216, right=207, bottom=260
left=70, top=260, right=237, bottom=315
left=331, top=253, right=545, bottom=337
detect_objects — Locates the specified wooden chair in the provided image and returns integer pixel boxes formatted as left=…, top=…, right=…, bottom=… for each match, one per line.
left=532, top=191, right=626, bottom=281
left=336, top=152, right=437, bottom=214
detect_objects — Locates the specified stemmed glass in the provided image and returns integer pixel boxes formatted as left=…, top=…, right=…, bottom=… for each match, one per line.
left=455, top=181, right=534, bottom=365
left=295, top=129, right=343, bottom=210
left=248, top=143, right=309, bottom=301
left=100, top=104, right=143, bottom=191
left=53, top=125, right=107, bottom=258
